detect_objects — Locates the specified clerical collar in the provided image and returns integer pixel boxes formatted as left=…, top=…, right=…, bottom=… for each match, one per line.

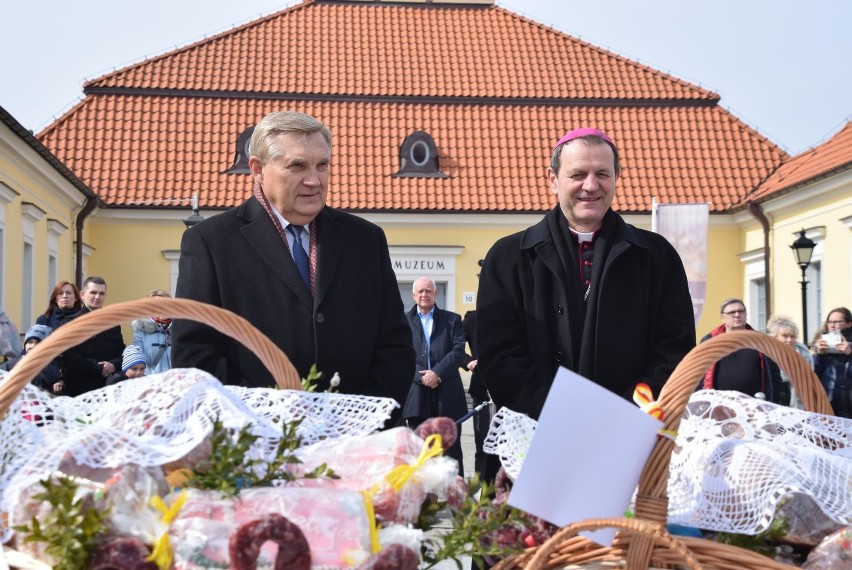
left=568, top=227, right=596, bottom=243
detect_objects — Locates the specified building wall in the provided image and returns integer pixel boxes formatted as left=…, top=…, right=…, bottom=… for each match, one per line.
left=0, top=122, right=87, bottom=331
left=82, top=187, right=850, bottom=351
left=753, top=171, right=852, bottom=342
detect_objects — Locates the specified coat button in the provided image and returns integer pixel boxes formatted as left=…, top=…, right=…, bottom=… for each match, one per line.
left=315, top=313, right=325, bottom=323
left=557, top=304, right=564, bottom=314
left=555, top=351, right=564, bottom=362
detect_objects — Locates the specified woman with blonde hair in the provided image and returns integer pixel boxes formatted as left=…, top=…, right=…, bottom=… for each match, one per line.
left=131, top=289, right=173, bottom=374
left=765, top=315, right=812, bottom=409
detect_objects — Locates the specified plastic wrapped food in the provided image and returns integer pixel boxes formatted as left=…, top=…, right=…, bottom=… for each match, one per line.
left=293, top=426, right=459, bottom=523
left=802, top=526, right=852, bottom=569
left=170, top=487, right=374, bottom=569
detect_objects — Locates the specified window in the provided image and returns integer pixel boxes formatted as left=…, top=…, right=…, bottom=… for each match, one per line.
left=47, top=219, right=66, bottom=298
left=394, top=131, right=447, bottom=178
left=22, top=241, right=33, bottom=330
left=739, top=248, right=765, bottom=330
left=808, top=260, right=822, bottom=339
left=749, top=277, right=767, bottom=331
left=388, top=246, right=464, bottom=312
left=225, top=126, right=255, bottom=174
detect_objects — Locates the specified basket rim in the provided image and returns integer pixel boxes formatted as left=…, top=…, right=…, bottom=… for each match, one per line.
left=0, top=297, right=302, bottom=415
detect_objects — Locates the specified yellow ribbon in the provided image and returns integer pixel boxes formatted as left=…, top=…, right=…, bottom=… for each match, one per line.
left=146, top=490, right=188, bottom=570
left=657, top=429, right=678, bottom=442
left=633, top=382, right=664, bottom=420
left=360, top=491, right=382, bottom=554
left=384, top=434, right=444, bottom=492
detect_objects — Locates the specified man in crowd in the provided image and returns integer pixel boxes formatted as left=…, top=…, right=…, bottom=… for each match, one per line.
left=701, top=298, right=778, bottom=401
left=401, top=277, right=468, bottom=474
left=63, top=276, right=125, bottom=397
left=476, top=127, right=696, bottom=419
left=173, top=111, right=413, bottom=420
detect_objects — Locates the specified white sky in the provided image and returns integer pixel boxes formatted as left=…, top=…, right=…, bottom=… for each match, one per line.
left=2, top=0, right=850, bottom=155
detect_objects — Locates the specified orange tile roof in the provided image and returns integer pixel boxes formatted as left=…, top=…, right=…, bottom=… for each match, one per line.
left=38, top=0, right=786, bottom=213
left=748, top=121, right=852, bottom=202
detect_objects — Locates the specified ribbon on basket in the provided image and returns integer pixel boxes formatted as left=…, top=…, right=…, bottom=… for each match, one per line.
left=147, top=490, right=188, bottom=569
left=633, top=383, right=677, bottom=441
left=384, top=434, right=444, bottom=492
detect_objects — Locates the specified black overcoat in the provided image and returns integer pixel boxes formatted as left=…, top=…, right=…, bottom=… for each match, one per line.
left=401, top=305, right=468, bottom=422
left=476, top=207, right=696, bottom=419
left=172, top=198, right=414, bottom=412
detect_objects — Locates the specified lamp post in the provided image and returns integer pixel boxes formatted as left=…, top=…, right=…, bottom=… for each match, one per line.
left=790, top=229, right=816, bottom=343
left=183, top=193, right=204, bottom=229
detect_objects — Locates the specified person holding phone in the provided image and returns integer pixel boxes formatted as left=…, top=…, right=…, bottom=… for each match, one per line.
left=812, top=307, right=852, bottom=418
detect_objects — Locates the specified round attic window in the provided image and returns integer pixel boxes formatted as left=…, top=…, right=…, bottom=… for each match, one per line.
left=410, top=140, right=430, bottom=166
left=394, top=130, right=446, bottom=178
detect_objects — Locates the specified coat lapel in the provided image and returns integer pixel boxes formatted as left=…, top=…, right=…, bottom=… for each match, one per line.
left=315, top=208, right=345, bottom=306
left=238, top=198, right=313, bottom=308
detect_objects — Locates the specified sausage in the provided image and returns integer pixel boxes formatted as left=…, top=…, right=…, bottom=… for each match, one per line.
left=91, top=535, right=158, bottom=570
left=372, top=485, right=401, bottom=523
left=356, top=543, right=420, bottom=570
left=229, top=513, right=311, bottom=570
left=413, top=416, right=457, bottom=449
left=446, top=475, right=468, bottom=510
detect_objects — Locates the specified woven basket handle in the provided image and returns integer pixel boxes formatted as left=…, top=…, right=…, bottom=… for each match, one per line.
left=659, top=330, right=831, bottom=430
left=638, top=329, right=832, bottom=502
left=0, top=297, right=302, bottom=414
left=525, top=517, right=704, bottom=570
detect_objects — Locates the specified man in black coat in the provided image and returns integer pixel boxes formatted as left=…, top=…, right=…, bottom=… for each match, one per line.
left=402, top=277, right=468, bottom=474
left=476, top=128, right=696, bottom=419
left=173, top=111, right=413, bottom=421
left=63, top=276, right=125, bottom=397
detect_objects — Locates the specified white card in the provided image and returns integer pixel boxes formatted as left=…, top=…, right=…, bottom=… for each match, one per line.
left=508, top=367, right=663, bottom=545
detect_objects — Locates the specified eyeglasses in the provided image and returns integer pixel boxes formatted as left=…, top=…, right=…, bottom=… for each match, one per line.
left=723, top=309, right=747, bottom=316
left=827, top=320, right=848, bottom=325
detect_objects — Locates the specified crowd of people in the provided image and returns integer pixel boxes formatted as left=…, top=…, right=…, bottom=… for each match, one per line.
left=0, top=278, right=171, bottom=399
left=0, top=113, right=849, bottom=486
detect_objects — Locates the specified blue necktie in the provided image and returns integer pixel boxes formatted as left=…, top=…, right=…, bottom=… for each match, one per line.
left=287, top=225, right=311, bottom=293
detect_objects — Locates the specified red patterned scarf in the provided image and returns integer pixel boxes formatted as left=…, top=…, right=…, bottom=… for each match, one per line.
left=252, top=181, right=317, bottom=295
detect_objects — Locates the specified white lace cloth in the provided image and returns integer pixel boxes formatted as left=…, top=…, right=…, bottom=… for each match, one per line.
left=668, top=390, right=852, bottom=533
left=0, top=368, right=397, bottom=542
left=483, top=392, right=852, bottom=535
left=482, top=407, right=537, bottom=481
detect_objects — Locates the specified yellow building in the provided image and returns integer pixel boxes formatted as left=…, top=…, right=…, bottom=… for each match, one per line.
left=3, top=0, right=849, bottom=345
left=0, top=107, right=95, bottom=331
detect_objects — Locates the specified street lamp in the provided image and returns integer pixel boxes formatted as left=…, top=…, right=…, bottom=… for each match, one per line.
left=790, top=229, right=816, bottom=343
left=183, top=193, right=204, bottom=229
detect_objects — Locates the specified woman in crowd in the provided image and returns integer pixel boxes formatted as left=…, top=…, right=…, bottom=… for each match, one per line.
left=36, top=281, right=82, bottom=330
left=811, top=307, right=852, bottom=418
left=765, top=315, right=812, bottom=409
left=132, top=289, right=173, bottom=374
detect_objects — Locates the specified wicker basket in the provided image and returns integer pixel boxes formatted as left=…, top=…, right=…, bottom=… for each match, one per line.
left=496, top=330, right=833, bottom=570
left=0, top=296, right=303, bottom=415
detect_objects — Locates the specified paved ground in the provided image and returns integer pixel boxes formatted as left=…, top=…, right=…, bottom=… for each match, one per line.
left=427, top=377, right=479, bottom=569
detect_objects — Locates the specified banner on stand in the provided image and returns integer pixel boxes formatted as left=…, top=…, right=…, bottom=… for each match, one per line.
left=652, top=202, right=709, bottom=325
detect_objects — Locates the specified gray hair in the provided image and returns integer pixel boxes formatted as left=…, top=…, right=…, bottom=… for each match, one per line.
left=766, top=315, right=798, bottom=336
left=249, top=111, right=332, bottom=164
left=412, top=277, right=436, bottom=294
left=719, top=298, right=745, bottom=314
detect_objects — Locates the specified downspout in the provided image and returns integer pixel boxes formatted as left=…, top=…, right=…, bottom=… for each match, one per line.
left=75, top=196, right=98, bottom=288
left=747, top=201, right=771, bottom=322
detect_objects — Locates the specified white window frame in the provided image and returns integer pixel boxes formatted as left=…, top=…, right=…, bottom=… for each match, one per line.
left=738, top=248, right=766, bottom=330
left=46, top=219, right=67, bottom=298
left=0, top=182, right=19, bottom=308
